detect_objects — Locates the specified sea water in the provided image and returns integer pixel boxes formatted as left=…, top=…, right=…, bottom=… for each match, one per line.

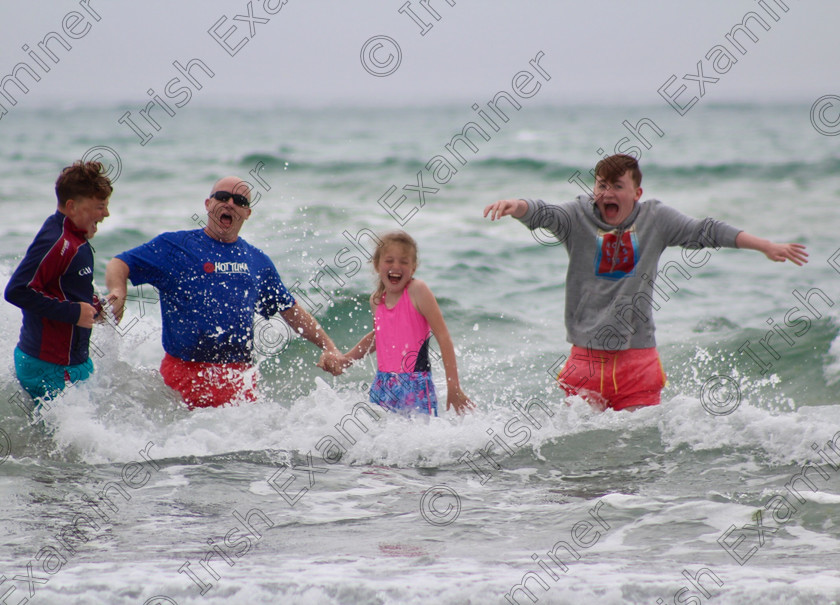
left=1, top=103, right=839, bottom=604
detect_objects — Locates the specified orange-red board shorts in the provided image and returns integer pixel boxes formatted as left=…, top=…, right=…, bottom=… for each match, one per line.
left=556, top=345, right=667, bottom=411
left=160, top=353, right=257, bottom=409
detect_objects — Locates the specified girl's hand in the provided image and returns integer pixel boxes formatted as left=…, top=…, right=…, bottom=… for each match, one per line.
left=447, top=386, right=476, bottom=415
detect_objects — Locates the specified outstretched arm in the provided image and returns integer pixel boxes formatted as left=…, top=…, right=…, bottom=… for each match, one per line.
left=735, top=232, right=808, bottom=266
left=280, top=303, right=344, bottom=375
left=483, top=199, right=528, bottom=221
left=410, top=280, right=475, bottom=415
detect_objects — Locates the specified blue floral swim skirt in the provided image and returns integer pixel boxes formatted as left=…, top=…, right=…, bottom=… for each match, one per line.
left=370, top=371, right=438, bottom=416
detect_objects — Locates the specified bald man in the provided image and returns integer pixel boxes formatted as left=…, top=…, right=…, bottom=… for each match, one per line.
left=106, top=176, right=342, bottom=408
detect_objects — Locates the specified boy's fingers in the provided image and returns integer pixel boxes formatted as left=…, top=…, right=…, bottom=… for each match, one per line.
left=484, top=201, right=514, bottom=220
left=787, top=244, right=808, bottom=265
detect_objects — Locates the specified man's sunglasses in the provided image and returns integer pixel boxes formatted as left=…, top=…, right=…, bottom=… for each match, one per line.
left=211, top=190, right=250, bottom=208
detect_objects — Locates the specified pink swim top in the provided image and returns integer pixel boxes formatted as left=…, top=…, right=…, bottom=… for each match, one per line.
left=374, top=287, right=432, bottom=373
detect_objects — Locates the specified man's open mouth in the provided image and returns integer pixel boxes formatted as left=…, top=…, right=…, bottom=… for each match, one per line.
left=220, top=212, right=233, bottom=227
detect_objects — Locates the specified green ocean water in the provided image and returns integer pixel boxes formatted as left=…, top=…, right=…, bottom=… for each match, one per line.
left=1, top=103, right=840, bottom=604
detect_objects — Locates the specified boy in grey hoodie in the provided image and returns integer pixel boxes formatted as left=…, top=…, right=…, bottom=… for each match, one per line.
left=483, top=154, right=807, bottom=411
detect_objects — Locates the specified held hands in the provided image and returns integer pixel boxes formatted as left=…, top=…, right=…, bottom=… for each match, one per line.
left=483, top=199, right=528, bottom=221
left=104, top=290, right=126, bottom=323
left=79, top=292, right=126, bottom=328
left=317, top=349, right=350, bottom=376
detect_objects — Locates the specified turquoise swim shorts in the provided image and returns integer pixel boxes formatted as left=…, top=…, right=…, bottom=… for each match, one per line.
left=13, top=347, right=94, bottom=403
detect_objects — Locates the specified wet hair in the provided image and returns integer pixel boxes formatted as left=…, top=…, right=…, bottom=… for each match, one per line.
left=371, top=230, right=418, bottom=303
left=594, top=154, right=642, bottom=188
left=55, top=161, right=114, bottom=206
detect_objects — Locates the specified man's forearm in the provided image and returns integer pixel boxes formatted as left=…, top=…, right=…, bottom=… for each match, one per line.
left=280, top=303, right=339, bottom=352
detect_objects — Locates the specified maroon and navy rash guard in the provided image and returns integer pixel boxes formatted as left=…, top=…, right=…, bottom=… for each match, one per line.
left=5, top=211, right=94, bottom=365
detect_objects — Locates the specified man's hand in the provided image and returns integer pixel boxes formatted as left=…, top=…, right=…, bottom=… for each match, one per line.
left=104, top=291, right=126, bottom=323
left=105, top=258, right=130, bottom=323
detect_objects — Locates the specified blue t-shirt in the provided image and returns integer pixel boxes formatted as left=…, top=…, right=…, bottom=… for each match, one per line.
left=117, top=229, right=295, bottom=363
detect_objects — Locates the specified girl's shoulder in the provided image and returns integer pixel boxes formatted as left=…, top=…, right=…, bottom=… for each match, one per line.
left=407, top=278, right=435, bottom=310
left=407, top=277, right=431, bottom=295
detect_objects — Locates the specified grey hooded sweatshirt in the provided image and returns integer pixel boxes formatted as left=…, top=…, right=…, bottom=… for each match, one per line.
left=517, top=195, right=742, bottom=351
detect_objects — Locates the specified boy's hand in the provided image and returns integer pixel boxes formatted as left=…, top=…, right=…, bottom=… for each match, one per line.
left=76, top=302, right=98, bottom=328
left=483, top=199, right=528, bottom=221
left=735, top=233, right=809, bottom=266
left=447, top=386, right=476, bottom=415
left=763, top=242, right=809, bottom=266
left=91, top=295, right=107, bottom=324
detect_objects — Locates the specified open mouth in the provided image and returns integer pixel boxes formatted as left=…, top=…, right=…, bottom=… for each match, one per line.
left=219, top=212, right=233, bottom=228
left=603, top=203, right=620, bottom=219
left=387, top=271, right=402, bottom=285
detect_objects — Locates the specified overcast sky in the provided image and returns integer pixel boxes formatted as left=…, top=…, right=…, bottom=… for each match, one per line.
left=0, top=0, right=837, bottom=110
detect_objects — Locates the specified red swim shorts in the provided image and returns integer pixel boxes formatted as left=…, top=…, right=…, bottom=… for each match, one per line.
left=160, top=353, right=258, bottom=409
left=556, top=346, right=666, bottom=411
